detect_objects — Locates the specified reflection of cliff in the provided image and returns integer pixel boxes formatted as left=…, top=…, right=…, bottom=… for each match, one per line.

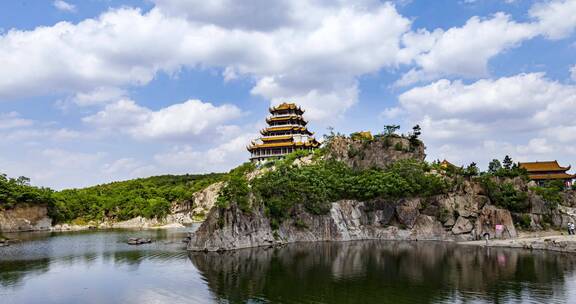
left=189, top=242, right=576, bottom=303
left=0, top=259, right=50, bottom=288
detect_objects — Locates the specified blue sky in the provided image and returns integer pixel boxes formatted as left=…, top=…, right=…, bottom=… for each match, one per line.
left=0, top=0, right=575, bottom=189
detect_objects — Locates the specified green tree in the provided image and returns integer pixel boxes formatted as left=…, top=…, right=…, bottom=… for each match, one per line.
left=488, top=159, right=502, bottom=174
left=383, top=125, right=400, bottom=136
left=503, top=155, right=513, bottom=170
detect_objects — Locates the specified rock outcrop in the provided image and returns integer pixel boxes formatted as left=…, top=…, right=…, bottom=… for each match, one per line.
left=324, top=136, right=425, bottom=170
left=168, top=182, right=224, bottom=224
left=0, top=205, right=52, bottom=232
left=188, top=193, right=518, bottom=251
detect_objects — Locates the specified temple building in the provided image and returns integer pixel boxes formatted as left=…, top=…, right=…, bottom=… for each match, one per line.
left=248, top=103, right=319, bottom=162
left=519, top=161, right=575, bottom=187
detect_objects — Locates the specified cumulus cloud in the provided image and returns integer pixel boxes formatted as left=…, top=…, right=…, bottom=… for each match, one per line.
left=2, top=0, right=575, bottom=117
left=154, top=133, right=256, bottom=174
left=571, top=65, right=576, bottom=81
left=53, top=0, right=76, bottom=13
left=0, top=2, right=411, bottom=121
left=83, top=98, right=243, bottom=140
left=391, top=73, right=576, bottom=166
left=530, top=0, right=576, bottom=39
left=72, top=87, right=127, bottom=106
left=397, top=13, right=538, bottom=85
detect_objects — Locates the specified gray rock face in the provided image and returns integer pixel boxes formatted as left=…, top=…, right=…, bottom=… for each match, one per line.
left=452, top=217, right=473, bottom=234
left=189, top=200, right=456, bottom=252
left=0, top=205, right=52, bottom=232
left=395, top=205, right=419, bottom=228
left=323, top=136, right=425, bottom=170
left=475, top=205, right=517, bottom=239
left=168, top=182, right=224, bottom=224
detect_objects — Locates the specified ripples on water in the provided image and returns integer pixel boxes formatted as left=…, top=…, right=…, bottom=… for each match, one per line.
left=2, top=228, right=576, bottom=304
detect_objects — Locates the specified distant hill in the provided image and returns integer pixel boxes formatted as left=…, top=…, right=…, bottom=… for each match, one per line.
left=0, top=172, right=225, bottom=224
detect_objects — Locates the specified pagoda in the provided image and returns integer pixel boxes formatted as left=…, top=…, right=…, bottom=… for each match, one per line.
left=248, top=103, right=319, bottom=162
left=519, top=161, right=575, bottom=188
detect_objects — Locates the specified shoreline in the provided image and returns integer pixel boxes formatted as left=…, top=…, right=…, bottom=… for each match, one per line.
left=459, top=233, right=576, bottom=253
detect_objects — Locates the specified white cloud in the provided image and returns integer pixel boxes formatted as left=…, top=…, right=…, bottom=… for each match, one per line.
left=53, top=0, right=76, bottom=13
left=154, top=133, right=256, bottom=173
left=530, top=0, right=576, bottom=39
left=83, top=98, right=243, bottom=140
left=0, top=2, right=411, bottom=121
left=391, top=72, right=576, bottom=167
left=0, top=112, right=33, bottom=129
left=72, top=87, right=127, bottom=106
left=397, top=13, right=537, bottom=85
left=571, top=65, right=576, bottom=81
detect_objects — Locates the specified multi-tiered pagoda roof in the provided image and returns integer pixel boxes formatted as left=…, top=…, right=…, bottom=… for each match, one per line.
left=248, top=103, right=319, bottom=162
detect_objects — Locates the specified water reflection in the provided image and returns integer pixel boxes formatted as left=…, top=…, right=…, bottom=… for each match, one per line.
left=189, top=241, right=576, bottom=304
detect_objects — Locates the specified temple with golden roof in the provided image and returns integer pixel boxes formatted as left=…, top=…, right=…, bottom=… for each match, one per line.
left=519, top=161, right=575, bottom=187
left=248, top=103, right=319, bottom=162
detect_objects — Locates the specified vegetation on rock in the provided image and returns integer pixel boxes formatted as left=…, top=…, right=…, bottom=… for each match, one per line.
left=0, top=174, right=54, bottom=210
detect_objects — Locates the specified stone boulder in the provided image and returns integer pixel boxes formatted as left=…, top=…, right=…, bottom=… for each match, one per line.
left=452, top=216, right=474, bottom=234
left=529, top=194, right=552, bottom=215
left=411, top=215, right=446, bottom=240
left=438, top=194, right=487, bottom=218
left=474, top=205, right=517, bottom=239
left=395, top=205, right=420, bottom=229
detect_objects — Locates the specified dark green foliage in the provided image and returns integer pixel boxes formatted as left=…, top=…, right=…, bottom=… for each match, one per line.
left=383, top=125, right=400, bottom=136
left=51, top=173, right=224, bottom=223
left=408, top=125, right=421, bottom=148
left=0, top=173, right=54, bottom=210
left=503, top=155, right=513, bottom=170
left=394, top=142, right=403, bottom=151
left=530, top=180, right=564, bottom=210
left=480, top=176, right=529, bottom=212
left=215, top=162, right=254, bottom=212
left=488, top=159, right=502, bottom=174
left=515, top=214, right=532, bottom=230
left=463, top=162, right=479, bottom=177
left=486, top=156, right=528, bottom=178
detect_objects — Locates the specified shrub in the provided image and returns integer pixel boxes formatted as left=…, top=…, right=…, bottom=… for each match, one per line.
left=515, top=214, right=532, bottom=230
left=480, top=177, right=529, bottom=212
left=394, top=142, right=403, bottom=151
left=530, top=180, right=564, bottom=210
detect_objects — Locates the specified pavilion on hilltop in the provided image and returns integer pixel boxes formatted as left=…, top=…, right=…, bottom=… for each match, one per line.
left=247, top=103, right=319, bottom=162
left=519, top=161, right=575, bottom=188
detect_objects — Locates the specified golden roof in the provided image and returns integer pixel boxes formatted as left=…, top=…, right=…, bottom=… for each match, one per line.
left=270, top=103, right=303, bottom=112
left=262, top=126, right=311, bottom=133
left=261, top=135, right=294, bottom=142
left=248, top=141, right=319, bottom=150
left=440, top=159, right=456, bottom=168
left=519, top=161, right=571, bottom=173
left=266, top=115, right=307, bottom=123
left=528, top=173, right=575, bottom=180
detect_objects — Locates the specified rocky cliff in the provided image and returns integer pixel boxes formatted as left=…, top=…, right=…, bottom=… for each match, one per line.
left=188, top=181, right=520, bottom=251
left=324, top=135, right=425, bottom=170
left=0, top=205, right=52, bottom=232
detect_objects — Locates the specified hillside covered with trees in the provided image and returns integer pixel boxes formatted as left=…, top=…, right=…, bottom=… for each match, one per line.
left=0, top=173, right=224, bottom=224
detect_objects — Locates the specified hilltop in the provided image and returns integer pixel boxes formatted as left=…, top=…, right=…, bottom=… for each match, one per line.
left=189, top=132, right=576, bottom=251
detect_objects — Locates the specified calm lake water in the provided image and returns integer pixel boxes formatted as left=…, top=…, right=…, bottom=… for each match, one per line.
left=2, top=227, right=576, bottom=304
